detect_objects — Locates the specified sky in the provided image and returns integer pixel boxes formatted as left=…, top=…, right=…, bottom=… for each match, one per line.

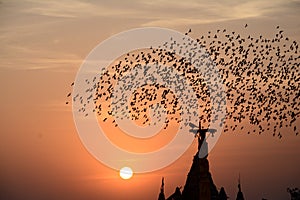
left=0, top=0, right=300, bottom=199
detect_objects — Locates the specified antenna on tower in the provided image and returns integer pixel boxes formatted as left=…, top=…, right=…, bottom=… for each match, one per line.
left=238, top=173, right=241, bottom=191
left=158, top=177, right=165, bottom=200
left=236, top=173, right=245, bottom=200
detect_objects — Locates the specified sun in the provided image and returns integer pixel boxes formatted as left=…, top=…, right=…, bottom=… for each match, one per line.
left=119, top=167, right=133, bottom=180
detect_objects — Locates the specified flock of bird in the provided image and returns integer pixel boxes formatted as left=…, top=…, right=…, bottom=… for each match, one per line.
left=67, top=25, right=299, bottom=138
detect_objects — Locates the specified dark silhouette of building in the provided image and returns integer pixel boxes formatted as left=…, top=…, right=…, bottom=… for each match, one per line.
left=287, top=188, right=300, bottom=200
left=158, top=178, right=182, bottom=200
left=166, top=187, right=182, bottom=200
left=219, top=187, right=228, bottom=200
left=157, top=121, right=243, bottom=200
left=181, top=125, right=219, bottom=200
left=236, top=174, right=245, bottom=200
left=158, top=177, right=166, bottom=200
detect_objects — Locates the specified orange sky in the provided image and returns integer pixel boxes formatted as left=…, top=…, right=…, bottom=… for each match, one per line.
left=1, top=0, right=300, bottom=199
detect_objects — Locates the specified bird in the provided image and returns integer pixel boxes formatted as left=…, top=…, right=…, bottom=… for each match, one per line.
left=67, top=25, right=300, bottom=139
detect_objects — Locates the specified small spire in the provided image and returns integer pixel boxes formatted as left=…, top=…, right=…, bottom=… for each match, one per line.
left=238, top=173, right=241, bottom=191
left=158, top=177, right=165, bottom=200
left=236, top=173, right=245, bottom=200
left=219, top=187, right=228, bottom=200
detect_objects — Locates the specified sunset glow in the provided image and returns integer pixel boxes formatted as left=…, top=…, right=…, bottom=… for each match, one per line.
left=1, top=0, right=299, bottom=200
left=119, top=167, right=133, bottom=180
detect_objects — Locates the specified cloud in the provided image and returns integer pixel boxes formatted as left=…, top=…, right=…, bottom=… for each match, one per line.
left=3, top=0, right=298, bottom=22
left=22, top=0, right=137, bottom=18
left=1, top=0, right=298, bottom=72
left=140, top=0, right=292, bottom=27
left=3, top=0, right=298, bottom=26
left=0, top=43, right=82, bottom=72
left=15, top=0, right=276, bottom=21
left=23, top=0, right=97, bottom=18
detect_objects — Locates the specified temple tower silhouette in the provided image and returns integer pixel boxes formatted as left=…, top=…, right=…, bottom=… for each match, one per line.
left=181, top=121, right=219, bottom=200
left=157, top=120, right=237, bottom=200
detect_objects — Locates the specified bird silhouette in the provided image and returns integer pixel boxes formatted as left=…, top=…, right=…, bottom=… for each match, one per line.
left=67, top=25, right=300, bottom=138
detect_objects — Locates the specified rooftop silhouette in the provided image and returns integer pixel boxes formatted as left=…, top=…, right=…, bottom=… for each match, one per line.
left=157, top=122, right=244, bottom=200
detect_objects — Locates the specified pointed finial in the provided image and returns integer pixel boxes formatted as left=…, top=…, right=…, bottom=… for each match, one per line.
left=158, top=177, right=165, bottom=200
left=236, top=173, right=245, bottom=200
left=238, top=173, right=241, bottom=191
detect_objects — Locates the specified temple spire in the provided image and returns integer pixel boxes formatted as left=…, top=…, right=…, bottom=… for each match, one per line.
left=158, top=177, right=165, bottom=200
left=182, top=119, right=219, bottom=200
left=236, top=174, right=245, bottom=200
left=238, top=173, right=241, bottom=191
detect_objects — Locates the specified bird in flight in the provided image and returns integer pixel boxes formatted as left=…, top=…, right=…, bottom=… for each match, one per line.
left=67, top=25, right=299, bottom=138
